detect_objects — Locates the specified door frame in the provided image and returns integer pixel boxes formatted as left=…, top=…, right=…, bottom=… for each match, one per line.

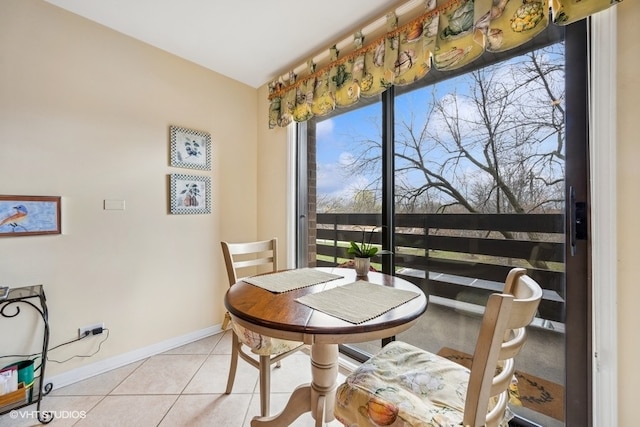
left=590, top=9, right=618, bottom=427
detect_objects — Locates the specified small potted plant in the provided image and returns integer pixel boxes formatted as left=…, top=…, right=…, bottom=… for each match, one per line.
left=347, top=226, right=390, bottom=276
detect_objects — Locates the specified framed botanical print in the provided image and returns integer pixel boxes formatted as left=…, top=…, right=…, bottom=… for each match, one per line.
left=170, top=126, right=211, bottom=171
left=169, top=174, right=211, bottom=215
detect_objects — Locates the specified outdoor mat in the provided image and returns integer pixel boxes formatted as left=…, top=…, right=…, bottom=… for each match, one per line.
left=437, top=347, right=565, bottom=422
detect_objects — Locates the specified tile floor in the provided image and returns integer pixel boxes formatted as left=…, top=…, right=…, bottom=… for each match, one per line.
left=0, top=331, right=347, bottom=427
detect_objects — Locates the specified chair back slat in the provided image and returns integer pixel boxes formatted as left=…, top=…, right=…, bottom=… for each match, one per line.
left=490, top=358, right=515, bottom=396
left=463, top=267, right=543, bottom=427
left=499, top=328, right=527, bottom=360
left=486, top=392, right=509, bottom=426
left=221, top=238, right=278, bottom=287
left=232, top=257, right=276, bottom=270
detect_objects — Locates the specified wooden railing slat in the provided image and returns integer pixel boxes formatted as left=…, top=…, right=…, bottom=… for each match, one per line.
left=314, top=212, right=565, bottom=323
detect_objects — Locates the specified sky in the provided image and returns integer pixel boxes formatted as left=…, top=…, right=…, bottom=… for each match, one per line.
left=316, top=102, right=382, bottom=200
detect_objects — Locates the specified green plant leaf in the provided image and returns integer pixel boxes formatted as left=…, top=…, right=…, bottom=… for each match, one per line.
left=347, top=241, right=362, bottom=256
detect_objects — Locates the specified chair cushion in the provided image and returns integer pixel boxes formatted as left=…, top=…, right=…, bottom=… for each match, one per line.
left=231, top=322, right=302, bottom=356
left=334, top=341, right=511, bottom=427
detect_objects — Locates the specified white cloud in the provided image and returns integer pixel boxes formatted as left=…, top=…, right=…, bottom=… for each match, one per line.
left=317, top=156, right=371, bottom=200
left=316, top=118, right=335, bottom=140
left=338, top=151, right=356, bottom=166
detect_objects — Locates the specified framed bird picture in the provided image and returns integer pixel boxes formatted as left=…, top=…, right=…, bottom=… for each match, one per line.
left=169, top=125, right=211, bottom=171
left=0, top=195, right=61, bottom=237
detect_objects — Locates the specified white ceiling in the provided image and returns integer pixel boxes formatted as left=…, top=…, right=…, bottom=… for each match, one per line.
left=44, top=0, right=400, bottom=88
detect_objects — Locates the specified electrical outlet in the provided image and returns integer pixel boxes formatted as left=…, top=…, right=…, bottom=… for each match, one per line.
left=78, top=322, right=105, bottom=339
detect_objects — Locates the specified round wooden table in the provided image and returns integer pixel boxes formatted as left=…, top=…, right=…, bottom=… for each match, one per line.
left=224, top=267, right=428, bottom=426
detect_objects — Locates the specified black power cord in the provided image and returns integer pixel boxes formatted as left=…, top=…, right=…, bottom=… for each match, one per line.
left=0, top=328, right=110, bottom=363
left=47, top=329, right=110, bottom=364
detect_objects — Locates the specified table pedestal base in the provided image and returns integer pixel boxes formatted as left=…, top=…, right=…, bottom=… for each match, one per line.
left=251, top=344, right=339, bottom=427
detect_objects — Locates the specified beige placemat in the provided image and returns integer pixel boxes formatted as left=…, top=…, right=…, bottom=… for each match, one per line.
left=242, top=268, right=343, bottom=293
left=295, top=280, right=420, bottom=324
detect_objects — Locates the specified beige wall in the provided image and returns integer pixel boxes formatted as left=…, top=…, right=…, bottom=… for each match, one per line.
left=256, top=85, right=291, bottom=264
left=0, top=0, right=259, bottom=377
left=616, top=1, right=639, bottom=425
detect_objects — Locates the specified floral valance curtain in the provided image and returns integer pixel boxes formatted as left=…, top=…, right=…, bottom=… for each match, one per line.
left=268, top=0, right=621, bottom=129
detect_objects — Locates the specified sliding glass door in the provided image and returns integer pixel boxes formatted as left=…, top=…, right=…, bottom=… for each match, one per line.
left=298, top=22, right=589, bottom=426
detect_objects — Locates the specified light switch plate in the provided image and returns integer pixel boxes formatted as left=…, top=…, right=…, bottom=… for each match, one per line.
left=104, top=199, right=125, bottom=210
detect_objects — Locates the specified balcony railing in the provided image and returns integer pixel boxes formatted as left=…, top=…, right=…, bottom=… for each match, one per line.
left=315, top=213, right=565, bottom=324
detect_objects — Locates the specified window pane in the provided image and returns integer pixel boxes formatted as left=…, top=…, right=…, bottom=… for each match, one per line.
left=312, top=98, right=383, bottom=268
left=393, top=43, right=566, bottom=427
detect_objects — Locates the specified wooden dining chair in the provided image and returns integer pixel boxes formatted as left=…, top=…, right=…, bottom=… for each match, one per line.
left=220, top=238, right=304, bottom=417
left=334, top=267, right=543, bottom=427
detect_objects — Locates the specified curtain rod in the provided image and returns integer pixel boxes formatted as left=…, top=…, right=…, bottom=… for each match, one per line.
left=277, top=0, right=426, bottom=82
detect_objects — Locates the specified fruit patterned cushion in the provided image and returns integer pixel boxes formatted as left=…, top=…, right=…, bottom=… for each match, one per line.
left=231, top=321, right=302, bottom=356
left=334, top=341, right=512, bottom=427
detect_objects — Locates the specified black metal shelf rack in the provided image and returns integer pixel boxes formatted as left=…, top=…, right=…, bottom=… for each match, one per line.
left=0, top=285, right=53, bottom=424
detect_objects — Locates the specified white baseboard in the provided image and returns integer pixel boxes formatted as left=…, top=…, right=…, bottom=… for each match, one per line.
left=45, top=324, right=223, bottom=390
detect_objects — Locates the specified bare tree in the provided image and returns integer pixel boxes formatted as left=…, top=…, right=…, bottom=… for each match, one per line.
left=317, top=190, right=381, bottom=213
left=343, top=44, right=566, bottom=219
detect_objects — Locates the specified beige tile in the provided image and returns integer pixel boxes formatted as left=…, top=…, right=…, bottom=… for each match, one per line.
left=159, top=393, right=251, bottom=427
left=268, top=353, right=312, bottom=393
left=50, top=361, right=144, bottom=396
left=211, top=330, right=233, bottom=355
left=42, top=395, right=104, bottom=426
left=0, top=336, right=358, bottom=427
left=110, top=354, right=206, bottom=395
left=183, top=355, right=258, bottom=394
left=74, top=395, right=177, bottom=427
left=162, top=334, right=223, bottom=355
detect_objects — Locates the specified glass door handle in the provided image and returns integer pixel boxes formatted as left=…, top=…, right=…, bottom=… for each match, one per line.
left=569, top=186, right=587, bottom=256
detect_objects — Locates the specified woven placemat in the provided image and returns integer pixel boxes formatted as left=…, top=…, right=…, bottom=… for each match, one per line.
left=242, top=268, right=343, bottom=293
left=295, top=280, right=420, bottom=324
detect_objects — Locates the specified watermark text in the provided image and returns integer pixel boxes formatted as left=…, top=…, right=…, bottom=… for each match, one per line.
left=9, top=409, right=86, bottom=420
